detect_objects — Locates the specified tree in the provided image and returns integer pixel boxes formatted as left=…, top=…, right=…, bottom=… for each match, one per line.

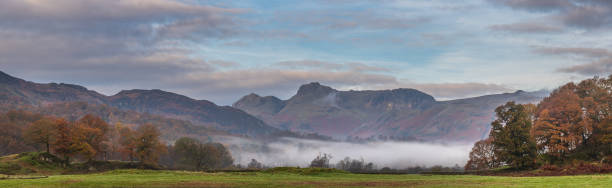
left=23, top=117, right=57, bottom=153
left=206, top=142, right=233, bottom=169
left=0, top=110, right=42, bottom=155
left=594, top=118, right=612, bottom=162
left=310, top=153, right=332, bottom=168
left=118, top=126, right=137, bottom=162
left=53, top=119, right=79, bottom=166
left=247, top=159, right=263, bottom=169
left=174, top=137, right=206, bottom=170
left=575, top=76, right=612, bottom=160
left=75, top=114, right=109, bottom=160
left=490, top=101, right=537, bottom=169
left=534, top=84, right=590, bottom=163
left=336, top=157, right=373, bottom=172
left=465, top=138, right=500, bottom=170
left=106, top=122, right=123, bottom=161
left=135, top=124, right=166, bottom=166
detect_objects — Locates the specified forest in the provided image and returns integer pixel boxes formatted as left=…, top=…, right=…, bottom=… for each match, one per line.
left=466, top=76, right=612, bottom=173
left=0, top=111, right=233, bottom=171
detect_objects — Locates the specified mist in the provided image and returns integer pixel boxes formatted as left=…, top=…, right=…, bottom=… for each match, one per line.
left=221, top=137, right=472, bottom=169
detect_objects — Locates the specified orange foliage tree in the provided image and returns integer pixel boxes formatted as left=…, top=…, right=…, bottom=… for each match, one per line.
left=23, top=117, right=57, bottom=153
left=465, top=138, right=500, bottom=170
left=534, top=84, right=589, bottom=162
left=53, top=118, right=80, bottom=165
left=74, top=114, right=109, bottom=161
left=135, top=124, right=166, bottom=165
left=119, top=126, right=137, bottom=162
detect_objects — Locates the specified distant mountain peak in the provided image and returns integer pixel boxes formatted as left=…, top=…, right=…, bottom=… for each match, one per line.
left=296, top=82, right=336, bottom=97
left=0, top=70, right=22, bottom=84
left=56, top=83, right=88, bottom=91
left=244, top=93, right=262, bottom=99
left=115, top=89, right=174, bottom=96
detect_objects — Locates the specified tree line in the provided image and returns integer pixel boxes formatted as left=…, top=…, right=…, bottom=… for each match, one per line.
left=21, top=114, right=167, bottom=166
left=466, top=76, right=612, bottom=170
left=0, top=111, right=234, bottom=170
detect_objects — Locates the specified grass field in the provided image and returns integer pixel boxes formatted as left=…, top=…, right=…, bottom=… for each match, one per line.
left=1, top=169, right=611, bottom=188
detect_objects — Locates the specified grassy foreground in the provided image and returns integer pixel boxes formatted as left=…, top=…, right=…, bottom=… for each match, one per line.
left=0, top=169, right=611, bottom=188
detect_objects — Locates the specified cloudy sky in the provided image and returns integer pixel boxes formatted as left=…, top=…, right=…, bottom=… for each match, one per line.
left=1, top=0, right=611, bottom=105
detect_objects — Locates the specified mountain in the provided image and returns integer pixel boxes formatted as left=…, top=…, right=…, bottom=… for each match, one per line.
left=234, top=82, right=545, bottom=142
left=34, top=101, right=230, bottom=142
left=108, top=89, right=275, bottom=136
left=0, top=71, right=106, bottom=107
left=0, top=70, right=278, bottom=137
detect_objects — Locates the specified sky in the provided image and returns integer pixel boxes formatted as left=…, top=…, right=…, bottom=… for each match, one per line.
left=1, top=0, right=611, bottom=105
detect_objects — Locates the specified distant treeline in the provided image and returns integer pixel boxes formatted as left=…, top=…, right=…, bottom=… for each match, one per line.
left=240, top=153, right=462, bottom=174
left=0, top=111, right=234, bottom=170
left=466, top=75, right=612, bottom=170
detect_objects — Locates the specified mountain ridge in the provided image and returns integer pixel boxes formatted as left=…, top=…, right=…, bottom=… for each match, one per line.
left=0, top=70, right=278, bottom=137
left=234, top=82, right=545, bottom=142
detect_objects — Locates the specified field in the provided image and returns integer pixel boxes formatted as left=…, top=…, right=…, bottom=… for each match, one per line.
left=1, top=169, right=611, bottom=188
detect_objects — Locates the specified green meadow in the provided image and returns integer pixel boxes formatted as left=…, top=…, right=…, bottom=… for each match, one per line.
left=1, top=169, right=611, bottom=188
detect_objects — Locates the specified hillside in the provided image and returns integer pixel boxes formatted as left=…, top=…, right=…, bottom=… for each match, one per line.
left=0, top=71, right=278, bottom=137
left=234, top=82, right=545, bottom=142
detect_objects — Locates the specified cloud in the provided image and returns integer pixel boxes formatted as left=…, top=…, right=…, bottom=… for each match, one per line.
left=170, top=67, right=399, bottom=100
left=403, top=82, right=512, bottom=100
left=562, top=5, right=612, bottom=29
left=533, top=47, right=611, bottom=58
left=0, top=0, right=241, bottom=22
left=0, top=0, right=244, bottom=95
left=274, top=60, right=390, bottom=73
left=490, top=22, right=563, bottom=33
left=0, top=0, right=243, bottom=39
left=277, top=9, right=431, bottom=31
left=0, top=0, right=574, bottom=105
left=532, top=47, right=612, bottom=76
left=488, top=0, right=612, bottom=30
left=274, top=60, right=345, bottom=70
left=557, top=58, right=612, bottom=75
left=488, top=0, right=572, bottom=12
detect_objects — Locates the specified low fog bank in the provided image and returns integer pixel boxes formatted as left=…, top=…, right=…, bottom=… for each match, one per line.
left=220, top=137, right=472, bottom=169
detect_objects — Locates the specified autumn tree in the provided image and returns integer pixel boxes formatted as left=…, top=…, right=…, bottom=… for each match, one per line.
left=119, top=126, right=137, bottom=162
left=534, top=84, right=591, bottom=163
left=105, top=122, right=123, bottom=160
left=135, top=124, right=166, bottom=166
left=465, top=138, right=500, bottom=170
left=490, top=101, right=537, bottom=169
left=23, top=117, right=57, bottom=153
left=0, top=110, right=41, bottom=155
left=53, top=119, right=79, bottom=166
left=594, top=119, right=612, bottom=162
left=574, top=76, right=612, bottom=160
left=204, top=142, right=233, bottom=169
left=74, top=114, right=109, bottom=161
